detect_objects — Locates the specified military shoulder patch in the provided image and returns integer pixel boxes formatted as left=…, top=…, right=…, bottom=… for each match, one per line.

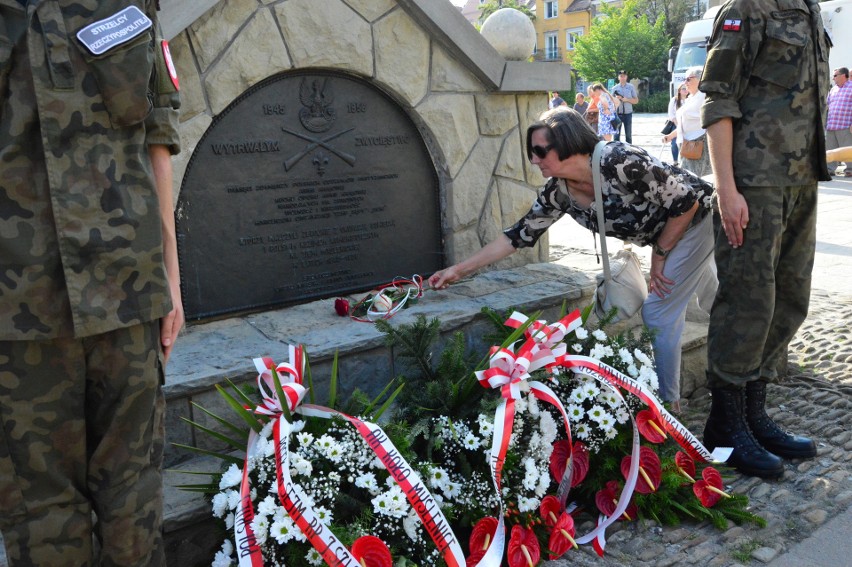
left=723, top=19, right=742, bottom=31
left=76, top=6, right=152, bottom=56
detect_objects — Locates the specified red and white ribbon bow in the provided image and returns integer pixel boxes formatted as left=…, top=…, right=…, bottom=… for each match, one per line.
left=505, top=310, right=583, bottom=367
left=253, top=345, right=307, bottom=416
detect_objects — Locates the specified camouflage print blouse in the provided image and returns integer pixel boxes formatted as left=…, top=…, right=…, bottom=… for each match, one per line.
left=504, top=142, right=714, bottom=249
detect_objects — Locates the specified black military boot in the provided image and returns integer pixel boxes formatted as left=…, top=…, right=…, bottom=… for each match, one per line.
left=745, top=380, right=817, bottom=459
left=704, top=387, right=784, bottom=478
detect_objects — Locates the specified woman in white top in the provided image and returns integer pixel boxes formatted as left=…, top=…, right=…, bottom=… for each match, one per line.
left=666, top=82, right=688, bottom=163
left=664, top=66, right=710, bottom=177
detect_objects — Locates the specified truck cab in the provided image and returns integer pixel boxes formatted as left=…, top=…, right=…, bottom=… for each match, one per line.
left=668, top=6, right=720, bottom=97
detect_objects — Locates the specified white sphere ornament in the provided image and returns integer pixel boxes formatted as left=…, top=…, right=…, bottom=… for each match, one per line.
left=480, top=8, right=536, bottom=61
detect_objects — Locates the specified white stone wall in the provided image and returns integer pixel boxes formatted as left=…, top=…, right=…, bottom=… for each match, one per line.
left=169, top=0, right=552, bottom=268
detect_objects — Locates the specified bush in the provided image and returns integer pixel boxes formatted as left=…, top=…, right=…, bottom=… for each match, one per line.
left=637, top=91, right=670, bottom=114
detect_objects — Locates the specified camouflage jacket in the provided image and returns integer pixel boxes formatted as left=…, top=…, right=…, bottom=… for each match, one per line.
left=700, top=0, right=831, bottom=186
left=0, top=0, right=181, bottom=340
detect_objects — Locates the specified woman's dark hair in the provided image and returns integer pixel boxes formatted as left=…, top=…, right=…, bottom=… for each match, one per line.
left=526, top=107, right=599, bottom=161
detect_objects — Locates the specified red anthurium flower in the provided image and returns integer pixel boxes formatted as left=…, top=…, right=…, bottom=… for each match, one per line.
left=549, top=440, right=589, bottom=487
left=693, top=466, right=731, bottom=508
left=334, top=298, right=350, bottom=316
left=469, top=517, right=499, bottom=555
left=548, top=512, right=578, bottom=559
left=620, top=446, right=662, bottom=494
left=465, top=548, right=485, bottom=567
left=675, top=451, right=696, bottom=483
left=594, top=480, right=638, bottom=521
left=350, top=535, right=392, bottom=567
left=636, top=409, right=667, bottom=443
left=539, top=495, right=561, bottom=528
left=507, top=525, right=540, bottom=567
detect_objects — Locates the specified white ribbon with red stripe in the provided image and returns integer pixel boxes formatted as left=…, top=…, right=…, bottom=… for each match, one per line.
left=504, top=310, right=583, bottom=368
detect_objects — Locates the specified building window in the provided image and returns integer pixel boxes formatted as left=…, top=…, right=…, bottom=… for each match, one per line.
left=566, top=27, right=583, bottom=51
left=545, top=32, right=559, bottom=60
left=545, top=1, right=558, bottom=19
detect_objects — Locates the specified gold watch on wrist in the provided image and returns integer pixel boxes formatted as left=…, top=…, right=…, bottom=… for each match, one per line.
left=653, top=242, right=671, bottom=258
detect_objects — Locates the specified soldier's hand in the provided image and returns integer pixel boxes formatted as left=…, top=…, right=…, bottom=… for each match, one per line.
left=717, top=187, right=749, bottom=249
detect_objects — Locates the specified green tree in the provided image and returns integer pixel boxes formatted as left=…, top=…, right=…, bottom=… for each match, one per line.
left=572, top=0, right=670, bottom=83
left=636, top=0, right=700, bottom=48
left=479, top=0, right=536, bottom=21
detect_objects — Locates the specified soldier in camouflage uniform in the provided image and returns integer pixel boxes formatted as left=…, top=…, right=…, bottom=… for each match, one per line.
left=0, top=1, right=182, bottom=565
left=700, top=0, right=829, bottom=478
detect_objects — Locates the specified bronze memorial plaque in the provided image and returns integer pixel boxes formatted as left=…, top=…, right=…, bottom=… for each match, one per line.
left=177, top=71, right=443, bottom=320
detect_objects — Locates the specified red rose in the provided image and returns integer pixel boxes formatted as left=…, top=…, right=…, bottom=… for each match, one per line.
left=334, top=298, right=350, bottom=316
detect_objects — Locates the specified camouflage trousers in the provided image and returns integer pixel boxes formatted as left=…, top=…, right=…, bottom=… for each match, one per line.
left=0, top=321, right=166, bottom=567
left=707, top=184, right=817, bottom=388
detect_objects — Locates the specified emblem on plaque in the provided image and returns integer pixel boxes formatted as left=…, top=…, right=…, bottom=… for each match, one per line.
left=299, top=78, right=335, bottom=133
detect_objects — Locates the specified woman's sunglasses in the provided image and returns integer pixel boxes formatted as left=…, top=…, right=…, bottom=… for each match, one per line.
left=530, top=144, right=555, bottom=159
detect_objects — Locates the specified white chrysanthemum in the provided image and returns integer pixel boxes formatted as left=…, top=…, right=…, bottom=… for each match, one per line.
left=372, top=492, right=393, bottom=516
left=570, top=388, right=587, bottom=403
left=270, top=516, right=297, bottom=545
left=226, top=489, right=241, bottom=511
left=463, top=432, right=481, bottom=450
left=355, top=472, right=379, bottom=493
left=249, top=514, right=269, bottom=546
left=567, top=403, right=585, bottom=420
left=218, top=464, right=242, bottom=490
left=588, top=404, right=607, bottom=423
left=292, top=454, right=313, bottom=477
left=598, top=412, right=615, bottom=431
left=212, top=492, right=229, bottom=518
left=592, top=329, right=607, bottom=341
left=536, top=470, right=550, bottom=497
left=618, top=347, right=633, bottom=365
left=403, top=511, right=420, bottom=541
left=429, top=467, right=450, bottom=490
left=572, top=342, right=584, bottom=353
left=590, top=343, right=608, bottom=360
left=291, top=420, right=306, bottom=433
left=322, top=442, right=345, bottom=463
left=582, top=381, right=600, bottom=399
left=575, top=422, right=591, bottom=439
left=314, top=506, right=333, bottom=524
left=372, top=456, right=384, bottom=469
left=259, top=420, right=274, bottom=440
left=316, top=434, right=334, bottom=451
left=634, top=349, right=653, bottom=366
left=257, top=495, right=278, bottom=517
left=212, top=543, right=232, bottom=567
left=598, top=391, right=620, bottom=408
left=306, top=548, right=325, bottom=566
left=252, top=436, right=270, bottom=459
left=522, top=458, right=538, bottom=490
left=616, top=408, right=630, bottom=424
left=527, top=396, right=540, bottom=417
left=518, top=495, right=540, bottom=512
left=538, top=412, right=557, bottom=444
left=224, top=513, right=235, bottom=529
left=638, top=365, right=659, bottom=390
left=296, top=431, right=314, bottom=447
left=478, top=413, right=494, bottom=436
left=443, top=481, right=462, bottom=499
left=575, top=327, right=589, bottom=340
left=627, top=363, right=640, bottom=378
left=605, top=427, right=619, bottom=440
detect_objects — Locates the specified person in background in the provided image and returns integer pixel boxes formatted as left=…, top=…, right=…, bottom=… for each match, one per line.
left=665, top=82, right=689, bottom=163
left=549, top=91, right=567, bottom=109
left=428, top=108, right=717, bottom=413
left=612, top=70, right=639, bottom=143
left=825, top=67, right=852, bottom=176
left=573, top=92, right=589, bottom=115
left=585, top=84, right=599, bottom=133
left=665, top=67, right=710, bottom=177
left=700, top=0, right=827, bottom=478
left=0, top=2, right=183, bottom=565
left=591, top=83, right=618, bottom=141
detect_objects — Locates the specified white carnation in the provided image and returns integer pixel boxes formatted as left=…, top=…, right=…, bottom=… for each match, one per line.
left=592, top=329, right=607, bottom=341
left=218, top=464, right=242, bottom=490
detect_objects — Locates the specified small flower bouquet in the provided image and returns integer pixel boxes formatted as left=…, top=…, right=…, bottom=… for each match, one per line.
left=181, top=306, right=764, bottom=567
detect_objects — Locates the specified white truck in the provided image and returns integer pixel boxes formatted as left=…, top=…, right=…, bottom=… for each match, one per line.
left=668, top=0, right=852, bottom=97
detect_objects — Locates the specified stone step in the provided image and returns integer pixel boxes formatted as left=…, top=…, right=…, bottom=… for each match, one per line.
left=161, top=260, right=710, bottom=565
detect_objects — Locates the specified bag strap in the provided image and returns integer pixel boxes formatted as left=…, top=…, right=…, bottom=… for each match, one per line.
left=591, top=140, right=611, bottom=283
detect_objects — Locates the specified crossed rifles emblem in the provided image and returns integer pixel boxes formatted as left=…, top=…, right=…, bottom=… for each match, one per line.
left=281, top=126, right=356, bottom=171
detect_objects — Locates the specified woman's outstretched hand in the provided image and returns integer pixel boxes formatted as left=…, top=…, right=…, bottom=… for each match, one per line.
left=428, top=266, right=463, bottom=290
